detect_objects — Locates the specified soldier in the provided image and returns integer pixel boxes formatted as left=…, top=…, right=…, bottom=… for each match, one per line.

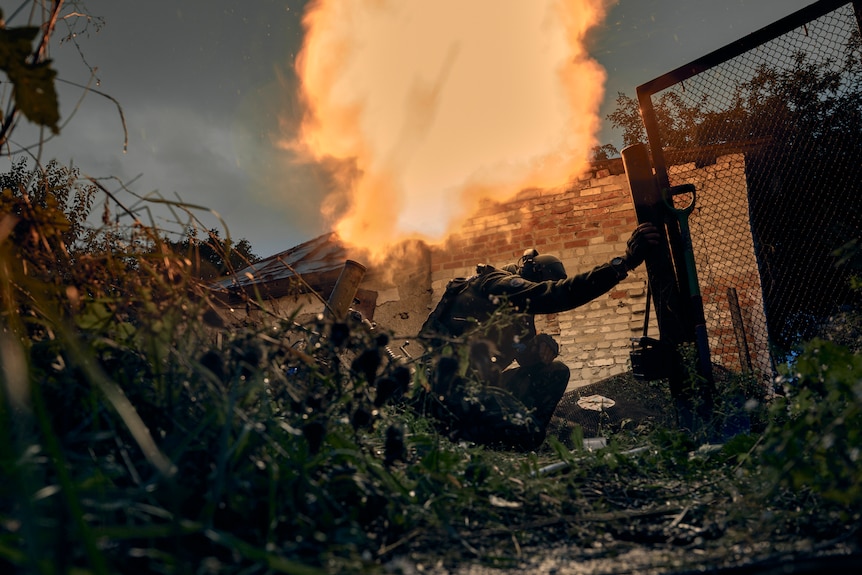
left=418, top=223, right=661, bottom=450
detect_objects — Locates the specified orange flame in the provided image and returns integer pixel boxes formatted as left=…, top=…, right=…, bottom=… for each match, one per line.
left=290, top=0, right=611, bottom=258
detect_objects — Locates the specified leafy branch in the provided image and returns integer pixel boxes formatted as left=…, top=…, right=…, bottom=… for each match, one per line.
left=0, top=2, right=63, bottom=146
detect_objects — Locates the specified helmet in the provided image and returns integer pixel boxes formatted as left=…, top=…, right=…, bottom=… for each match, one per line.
left=517, top=249, right=567, bottom=282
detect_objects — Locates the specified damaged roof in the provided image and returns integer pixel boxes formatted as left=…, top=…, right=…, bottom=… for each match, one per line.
left=210, top=232, right=354, bottom=298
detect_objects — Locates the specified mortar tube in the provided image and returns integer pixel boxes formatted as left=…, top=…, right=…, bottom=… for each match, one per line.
left=622, top=143, right=698, bottom=432
left=325, top=260, right=367, bottom=322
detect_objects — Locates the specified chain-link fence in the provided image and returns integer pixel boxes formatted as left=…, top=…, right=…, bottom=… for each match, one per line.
left=637, top=0, right=862, bottom=380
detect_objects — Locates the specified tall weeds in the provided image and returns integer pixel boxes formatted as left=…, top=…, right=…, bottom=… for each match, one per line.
left=2, top=3, right=859, bottom=571
left=1, top=159, right=860, bottom=573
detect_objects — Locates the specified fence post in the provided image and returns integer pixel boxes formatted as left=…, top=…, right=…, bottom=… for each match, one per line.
left=622, top=143, right=712, bottom=433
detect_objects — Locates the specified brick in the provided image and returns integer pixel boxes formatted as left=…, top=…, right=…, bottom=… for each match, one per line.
left=610, top=202, right=635, bottom=213
left=415, top=157, right=769, bottom=389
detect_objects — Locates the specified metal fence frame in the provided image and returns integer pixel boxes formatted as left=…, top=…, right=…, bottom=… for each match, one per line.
left=631, top=0, right=862, bottom=394
left=638, top=0, right=862, bottom=185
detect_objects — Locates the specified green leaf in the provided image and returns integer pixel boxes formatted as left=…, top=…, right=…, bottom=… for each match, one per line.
left=0, top=26, right=39, bottom=69
left=0, top=27, right=60, bottom=133
left=76, top=301, right=113, bottom=331
left=9, top=60, right=60, bottom=133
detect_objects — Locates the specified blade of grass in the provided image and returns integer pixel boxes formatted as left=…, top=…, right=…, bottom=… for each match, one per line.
left=28, top=340, right=110, bottom=575
left=57, top=326, right=177, bottom=478
left=204, top=529, right=327, bottom=575
left=92, top=519, right=202, bottom=541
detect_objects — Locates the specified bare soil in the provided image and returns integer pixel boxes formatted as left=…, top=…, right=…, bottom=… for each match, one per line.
left=385, top=371, right=861, bottom=575
left=549, top=372, right=676, bottom=441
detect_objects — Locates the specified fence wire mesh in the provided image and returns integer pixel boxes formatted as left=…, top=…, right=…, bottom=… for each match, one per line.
left=638, top=0, right=862, bottom=380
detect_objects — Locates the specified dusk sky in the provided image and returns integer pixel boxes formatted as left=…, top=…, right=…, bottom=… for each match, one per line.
left=4, top=0, right=816, bottom=257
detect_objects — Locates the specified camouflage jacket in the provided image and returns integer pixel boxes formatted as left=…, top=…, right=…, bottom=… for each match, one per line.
left=420, top=261, right=624, bottom=368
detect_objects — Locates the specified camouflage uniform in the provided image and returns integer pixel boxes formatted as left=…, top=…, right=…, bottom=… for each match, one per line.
left=419, top=260, right=628, bottom=450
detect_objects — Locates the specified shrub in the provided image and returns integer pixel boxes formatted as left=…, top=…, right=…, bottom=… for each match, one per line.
left=758, top=338, right=862, bottom=507
left=2, top=159, right=861, bottom=573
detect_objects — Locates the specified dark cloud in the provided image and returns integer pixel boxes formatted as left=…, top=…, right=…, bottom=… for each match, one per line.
left=4, top=0, right=319, bottom=256
left=2, top=0, right=814, bottom=257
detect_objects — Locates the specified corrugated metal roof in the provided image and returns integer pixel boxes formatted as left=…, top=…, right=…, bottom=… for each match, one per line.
left=211, top=232, right=348, bottom=291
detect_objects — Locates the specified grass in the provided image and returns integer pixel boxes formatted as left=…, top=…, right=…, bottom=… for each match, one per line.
left=1, top=168, right=861, bottom=574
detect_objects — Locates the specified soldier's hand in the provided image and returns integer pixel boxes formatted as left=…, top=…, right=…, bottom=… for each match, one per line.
left=535, top=333, right=559, bottom=365
left=624, top=223, right=662, bottom=269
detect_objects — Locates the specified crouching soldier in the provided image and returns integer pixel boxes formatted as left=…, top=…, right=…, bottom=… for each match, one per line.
left=418, top=223, right=660, bottom=450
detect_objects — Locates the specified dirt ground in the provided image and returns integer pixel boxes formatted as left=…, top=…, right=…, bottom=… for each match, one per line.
left=385, top=371, right=862, bottom=575
left=548, top=372, right=676, bottom=442
left=390, top=541, right=862, bottom=575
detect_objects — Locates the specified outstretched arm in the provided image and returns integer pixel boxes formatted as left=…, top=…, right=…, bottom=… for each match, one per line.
left=477, top=223, right=661, bottom=315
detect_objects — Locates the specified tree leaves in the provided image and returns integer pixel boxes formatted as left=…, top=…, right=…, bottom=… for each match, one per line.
left=0, top=24, right=60, bottom=133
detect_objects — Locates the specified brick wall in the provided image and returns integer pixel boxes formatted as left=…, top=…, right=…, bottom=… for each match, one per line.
left=429, top=161, right=656, bottom=390
left=428, top=155, right=769, bottom=390
left=667, top=154, right=770, bottom=378
left=220, top=156, right=769, bottom=392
